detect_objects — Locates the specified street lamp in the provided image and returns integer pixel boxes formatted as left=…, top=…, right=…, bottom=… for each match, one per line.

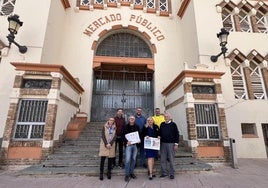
left=6, top=14, right=27, bottom=54
left=210, top=28, right=229, bottom=62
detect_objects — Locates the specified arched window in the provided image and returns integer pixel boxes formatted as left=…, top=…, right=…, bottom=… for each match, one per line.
left=247, top=51, right=266, bottom=99
left=96, top=32, right=153, bottom=58
left=230, top=56, right=248, bottom=99
left=218, top=0, right=268, bottom=33
left=229, top=49, right=248, bottom=99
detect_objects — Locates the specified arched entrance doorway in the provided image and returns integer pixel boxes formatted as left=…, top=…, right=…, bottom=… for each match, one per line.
left=91, top=31, right=155, bottom=121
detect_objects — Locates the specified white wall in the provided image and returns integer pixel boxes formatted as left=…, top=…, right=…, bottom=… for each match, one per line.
left=226, top=100, right=268, bottom=158
left=193, top=0, right=268, bottom=158
left=0, top=0, right=51, bottom=138
left=55, top=1, right=185, bottom=120
left=41, top=0, right=66, bottom=65
left=163, top=82, right=188, bottom=140
left=179, top=0, right=199, bottom=69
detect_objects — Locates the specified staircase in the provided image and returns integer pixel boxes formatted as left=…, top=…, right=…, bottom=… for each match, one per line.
left=19, top=122, right=212, bottom=176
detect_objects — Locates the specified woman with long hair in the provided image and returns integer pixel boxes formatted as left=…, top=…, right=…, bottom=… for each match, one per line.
left=143, top=117, right=160, bottom=180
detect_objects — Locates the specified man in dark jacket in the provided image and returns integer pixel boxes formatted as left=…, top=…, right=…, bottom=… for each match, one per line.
left=113, top=108, right=125, bottom=168
left=159, top=113, right=179, bottom=180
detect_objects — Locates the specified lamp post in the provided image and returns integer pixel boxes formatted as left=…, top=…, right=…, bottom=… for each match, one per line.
left=6, top=14, right=27, bottom=54
left=210, top=28, right=229, bottom=62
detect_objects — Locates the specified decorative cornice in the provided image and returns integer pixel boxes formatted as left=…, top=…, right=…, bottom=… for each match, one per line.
left=61, top=0, right=71, bottom=9
left=93, top=56, right=155, bottom=71
left=11, top=63, right=84, bottom=93
left=161, top=70, right=225, bottom=96
left=177, top=0, right=191, bottom=18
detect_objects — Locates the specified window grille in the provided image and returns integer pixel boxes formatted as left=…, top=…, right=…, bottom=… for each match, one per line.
left=249, top=61, right=266, bottom=99
left=22, top=79, right=52, bottom=89
left=81, top=0, right=90, bottom=6
left=0, top=0, right=16, bottom=16
left=134, top=0, right=143, bottom=5
left=79, top=0, right=170, bottom=14
left=238, top=10, right=252, bottom=32
left=146, top=0, right=155, bottom=9
left=222, top=8, right=235, bottom=32
left=241, top=123, right=257, bottom=136
left=230, top=59, right=247, bottom=99
left=195, top=104, right=220, bottom=140
left=192, top=85, right=215, bottom=94
left=96, top=33, right=152, bottom=58
left=159, top=0, right=168, bottom=12
left=256, top=12, right=268, bottom=34
left=94, top=0, right=103, bottom=5
left=14, top=99, right=48, bottom=139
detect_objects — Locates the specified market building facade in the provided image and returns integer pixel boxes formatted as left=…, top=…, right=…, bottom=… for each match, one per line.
left=0, top=0, right=268, bottom=165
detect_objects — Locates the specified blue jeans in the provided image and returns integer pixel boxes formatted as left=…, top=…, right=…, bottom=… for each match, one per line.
left=125, top=144, right=137, bottom=176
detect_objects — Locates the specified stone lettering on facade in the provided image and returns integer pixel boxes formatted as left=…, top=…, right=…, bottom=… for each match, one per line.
left=84, top=13, right=122, bottom=36
left=129, top=14, right=165, bottom=41
left=84, top=13, right=165, bottom=41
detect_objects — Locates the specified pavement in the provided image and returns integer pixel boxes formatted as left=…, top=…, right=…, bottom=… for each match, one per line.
left=0, top=158, right=268, bottom=188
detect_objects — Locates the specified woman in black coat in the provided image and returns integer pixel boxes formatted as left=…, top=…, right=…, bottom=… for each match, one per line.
left=143, top=117, right=160, bottom=180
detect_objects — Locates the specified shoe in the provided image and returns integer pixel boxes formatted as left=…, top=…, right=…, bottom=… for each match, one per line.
left=125, top=175, right=130, bottom=182
left=130, top=174, right=137, bottom=179
left=99, top=173, right=103, bottom=180
left=142, top=164, right=147, bottom=168
left=118, top=163, right=124, bottom=169
left=170, top=175, right=174, bottom=179
left=149, top=176, right=153, bottom=180
left=107, top=172, right=111, bottom=179
left=147, top=171, right=156, bottom=177
left=160, top=174, right=167, bottom=178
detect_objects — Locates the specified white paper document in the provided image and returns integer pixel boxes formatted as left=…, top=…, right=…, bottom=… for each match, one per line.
left=144, top=137, right=160, bottom=150
left=125, top=131, right=140, bottom=144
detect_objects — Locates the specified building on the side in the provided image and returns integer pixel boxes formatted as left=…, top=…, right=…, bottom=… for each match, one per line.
left=0, top=0, right=268, bottom=165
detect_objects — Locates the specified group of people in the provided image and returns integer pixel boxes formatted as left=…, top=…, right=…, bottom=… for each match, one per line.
left=98, top=107, right=180, bottom=182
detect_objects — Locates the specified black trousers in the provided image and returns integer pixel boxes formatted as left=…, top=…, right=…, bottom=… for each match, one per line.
left=113, top=136, right=123, bottom=165
left=100, top=156, right=112, bottom=174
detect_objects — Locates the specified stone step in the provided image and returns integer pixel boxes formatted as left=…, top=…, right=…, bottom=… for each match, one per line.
left=19, top=158, right=212, bottom=176
left=62, top=140, right=100, bottom=145
left=17, top=122, right=211, bottom=177
left=43, top=157, right=195, bottom=167
left=57, top=147, right=191, bottom=159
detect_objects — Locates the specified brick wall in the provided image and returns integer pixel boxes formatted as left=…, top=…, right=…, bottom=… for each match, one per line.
left=184, top=77, right=230, bottom=162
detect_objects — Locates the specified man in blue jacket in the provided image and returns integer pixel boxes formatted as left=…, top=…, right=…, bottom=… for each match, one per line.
left=134, top=107, right=147, bottom=168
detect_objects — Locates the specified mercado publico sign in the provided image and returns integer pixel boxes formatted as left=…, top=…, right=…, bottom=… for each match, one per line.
left=83, top=13, right=165, bottom=41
